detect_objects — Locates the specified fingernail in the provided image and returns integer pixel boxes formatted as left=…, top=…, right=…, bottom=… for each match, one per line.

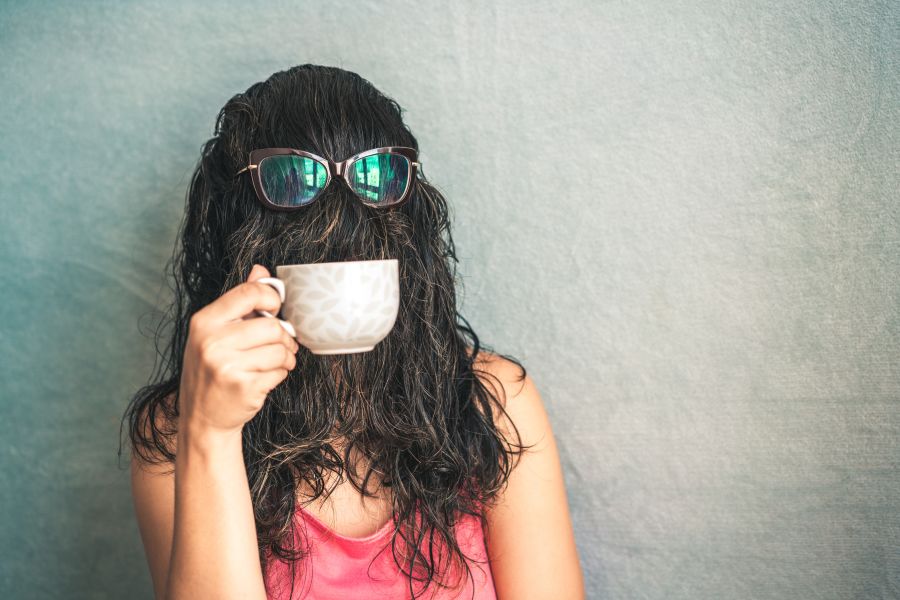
left=278, top=319, right=297, bottom=339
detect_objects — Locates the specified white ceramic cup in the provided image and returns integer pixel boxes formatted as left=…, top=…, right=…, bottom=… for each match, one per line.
left=254, top=259, right=399, bottom=355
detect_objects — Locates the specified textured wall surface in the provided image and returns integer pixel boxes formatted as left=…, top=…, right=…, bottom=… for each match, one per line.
left=1, top=1, right=898, bottom=598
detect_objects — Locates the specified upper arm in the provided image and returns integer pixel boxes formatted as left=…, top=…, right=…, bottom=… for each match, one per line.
left=130, top=397, right=178, bottom=600
left=477, top=355, right=585, bottom=600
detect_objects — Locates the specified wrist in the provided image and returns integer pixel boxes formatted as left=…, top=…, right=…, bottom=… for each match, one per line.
left=178, top=419, right=243, bottom=456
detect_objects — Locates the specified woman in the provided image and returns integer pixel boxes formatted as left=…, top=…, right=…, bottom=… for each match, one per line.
left=122, top=64, right=584, bottom=600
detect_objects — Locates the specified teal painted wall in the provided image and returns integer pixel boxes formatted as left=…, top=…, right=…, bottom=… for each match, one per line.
left=1, top=1, right=898, bottom=598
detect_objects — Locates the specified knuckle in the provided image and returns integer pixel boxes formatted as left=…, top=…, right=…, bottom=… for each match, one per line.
left=238, top=283, right=257, bottom=302
left=214, top=358, right=241, bottom=381
left=270, top=319, right=284, bottom=336
left=197, top=333, right=219, bottom=357
left=196, top=339, right=214, bottom=362
left=188, top=312, right=205, bottom=335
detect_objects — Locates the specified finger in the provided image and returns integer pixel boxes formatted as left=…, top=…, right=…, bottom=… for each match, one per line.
left=215, top=316, right=301, bottom=351
left=201, top=280, right=284, bottom=325
left=247, top=264, right=271, bottom=282
left=240, top=343, right=297, bottom=372
left=251, top=368, right=291, bottom=394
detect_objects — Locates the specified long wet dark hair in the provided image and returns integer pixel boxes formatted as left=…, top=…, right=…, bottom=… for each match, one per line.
left=119, top=64, right=528, bottom=599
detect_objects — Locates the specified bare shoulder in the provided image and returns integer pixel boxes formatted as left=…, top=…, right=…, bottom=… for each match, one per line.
left=472, top=349, right=528, bottom=395
left=470, top=349, right=553, bottom=449
left=469, top=349, right=585, bottom=599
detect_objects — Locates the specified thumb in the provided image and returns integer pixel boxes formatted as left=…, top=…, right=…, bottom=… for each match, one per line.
left=247, top=263, right=271, bottom=282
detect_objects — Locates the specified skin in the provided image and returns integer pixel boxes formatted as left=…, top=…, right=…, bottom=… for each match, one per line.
left=131, top=265, right=584, bottom=599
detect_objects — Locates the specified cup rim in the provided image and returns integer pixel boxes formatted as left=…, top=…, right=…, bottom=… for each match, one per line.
left=276, top=258, right=397, bottom=269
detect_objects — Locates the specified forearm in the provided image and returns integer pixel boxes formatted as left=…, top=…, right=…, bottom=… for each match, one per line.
left=165, top=425, right=266, bottom=600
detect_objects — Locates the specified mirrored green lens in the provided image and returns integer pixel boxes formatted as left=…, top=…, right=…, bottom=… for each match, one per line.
left=259, top=155, right=328, bottom=207
left=348, top=153, right=410, bottom=205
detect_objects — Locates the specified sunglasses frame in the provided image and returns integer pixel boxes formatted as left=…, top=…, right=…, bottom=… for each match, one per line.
left=235, top=146, right=419, bottom=211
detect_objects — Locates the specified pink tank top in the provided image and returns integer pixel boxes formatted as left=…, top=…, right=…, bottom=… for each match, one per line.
left=264, top=505, right=497, bottom=600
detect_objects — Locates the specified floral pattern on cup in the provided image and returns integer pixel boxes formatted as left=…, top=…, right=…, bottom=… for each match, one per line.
left=275, top=259, right=399, bottom=354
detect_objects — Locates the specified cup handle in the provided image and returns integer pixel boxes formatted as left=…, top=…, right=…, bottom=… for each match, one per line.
left=254, top=277, right=297, bottom=339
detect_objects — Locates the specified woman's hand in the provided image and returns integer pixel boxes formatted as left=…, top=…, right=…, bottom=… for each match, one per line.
left=178, top=264, right=300, bottom=436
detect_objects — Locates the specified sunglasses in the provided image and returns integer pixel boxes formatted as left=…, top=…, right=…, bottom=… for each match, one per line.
left=235, top=146, right=419, bottom=211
